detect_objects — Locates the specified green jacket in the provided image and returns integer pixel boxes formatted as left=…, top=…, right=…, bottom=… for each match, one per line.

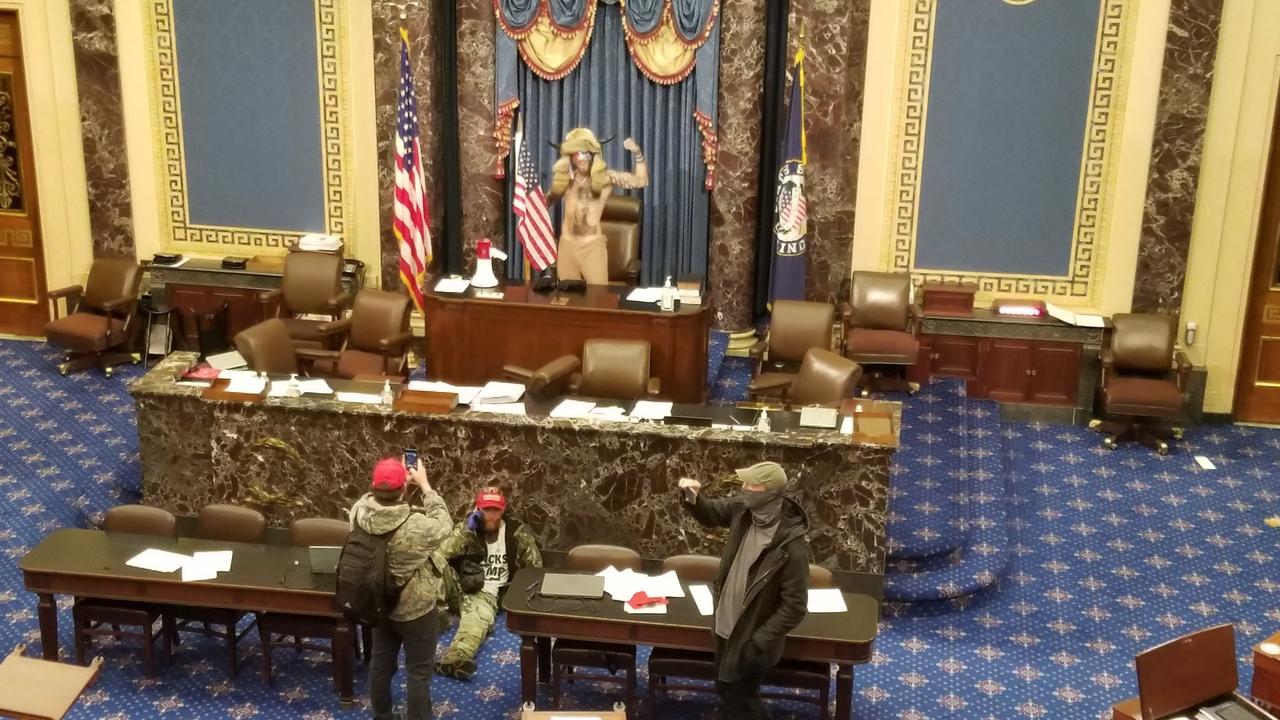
left=433, top=515, right=542, bottom=599
left=348, top=490, right=452, bottom=623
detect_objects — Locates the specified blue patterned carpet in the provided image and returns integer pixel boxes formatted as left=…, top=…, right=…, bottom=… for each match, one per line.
left=4, top=338, right=1280, bottom=719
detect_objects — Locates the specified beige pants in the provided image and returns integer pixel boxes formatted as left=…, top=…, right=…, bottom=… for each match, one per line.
left=557, top=233, right=608, bottom=285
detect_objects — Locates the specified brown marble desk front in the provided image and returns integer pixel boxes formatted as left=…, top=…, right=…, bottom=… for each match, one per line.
left=132, top=354, right=898, bottom=573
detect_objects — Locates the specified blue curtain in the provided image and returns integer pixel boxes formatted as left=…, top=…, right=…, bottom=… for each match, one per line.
left=504, top=3, right=710, bottom=286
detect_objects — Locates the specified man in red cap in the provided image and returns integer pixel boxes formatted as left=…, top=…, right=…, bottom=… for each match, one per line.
left=432, top=486, right=542, bottom=680
left=349, top=457, right=452, bottom=720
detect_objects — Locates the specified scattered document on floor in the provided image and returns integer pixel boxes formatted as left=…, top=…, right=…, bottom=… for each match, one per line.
left=689, top=584, right=715, bottom=616
left=470, top=402, right=527, bottom=416
left=475, top=381, right=525, bottom=404
left=433, top=277, right=471, bottom=294
left=630, top=400, right=673, bottom=421
left=335, top=391, right=382, bottom=404
left=205, top=350, right=247, bottom=370
left=551, top=399, right=597, bottom=418
left=192, top=550, right=233, bottom=572
left=799, top=407, right=839, bottom=429
left=625, top=287, right=662, bottom=304
left=298, top=378, right=333, bottom=395
left=225, top=376, right=266, bottom=395
left=406, top=381, right=481, bottom=405
left=807, top=588, right=847, bottom=613
left=125, top=549, right=190, bottom=574
left=1195, top=455, right=1217, bottom=470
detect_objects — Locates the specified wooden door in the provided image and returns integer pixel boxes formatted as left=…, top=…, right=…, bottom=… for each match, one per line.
left=1028, top=341, right=1081, bottom=405
left=930, top=335, right=980, bottom=380
left=1235, top=90, right=1280, bottom=422
left=981, top=339, right=1032, bottom=401
left=0, top=15, right=47, bottom=336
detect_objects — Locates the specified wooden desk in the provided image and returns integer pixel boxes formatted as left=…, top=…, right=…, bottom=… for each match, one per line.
left=502, top=567, right=880, bottom=720
left=1254, top=632, right=1280, bottom=711
left=20, top=529, right=354, bottom=704
left=424, top=283, right=711, bottom=403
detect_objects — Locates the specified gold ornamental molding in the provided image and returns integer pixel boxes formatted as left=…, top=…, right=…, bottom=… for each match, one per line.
left=881, top=0, right=1136, bottom=306
left=146, top=0, right=351, bottom=256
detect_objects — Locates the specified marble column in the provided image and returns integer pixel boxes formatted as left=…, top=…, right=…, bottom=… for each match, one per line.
left=68, top=0, right=135, bottom=259
left=372, top=2, right=442, bottom=288
left=456, top=0, right=504, bottom=271
left=1131, top=0, right=1225, bottom=313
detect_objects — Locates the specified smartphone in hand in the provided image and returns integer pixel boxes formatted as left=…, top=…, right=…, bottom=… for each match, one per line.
left=403, top=448, right=419, bottom=470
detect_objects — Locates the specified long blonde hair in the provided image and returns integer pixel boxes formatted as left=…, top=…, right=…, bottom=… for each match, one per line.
left=550, top=154, right=610, bottom=196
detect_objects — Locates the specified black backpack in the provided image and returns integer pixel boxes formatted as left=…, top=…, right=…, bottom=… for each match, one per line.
left=335, top=514, right=410, bottom=626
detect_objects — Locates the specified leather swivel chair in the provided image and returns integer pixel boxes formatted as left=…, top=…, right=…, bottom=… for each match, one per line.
left=74, top=505, right=177, bottom=676
left=551, top=544, right=643, bottom=709
left=647, top=556, right=835, bottom=718
left=568, top=339, right=661, bottom=400
left=304, top=289, right=413, bottom=379
left=171, top=504, right=267, bottom=677
left=258, top=518, right=369, bottom=687
left=749, top=347, right=862, bottom=407
left=842, top=271, right=921, bottom=395
left=258, top=252, right=350, bottom=349
left=503, top=355, right=581, bottom=400
left=44, top=258, right=141, bottom=377
left=750, top=300, right=835, bottom=389
left=234, top=318, right=300, bottom=375
left=601, top=195, right=641, bottom=286
left=1090, top=313, right=1190, bottom=454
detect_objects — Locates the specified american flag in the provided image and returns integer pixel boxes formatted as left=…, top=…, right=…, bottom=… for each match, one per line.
left=511, top=115, right=557, bottom=271
left=394, top=28, right=431, bottom=314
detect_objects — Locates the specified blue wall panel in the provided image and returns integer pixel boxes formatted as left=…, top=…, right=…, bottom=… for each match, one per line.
left=913, top=0, right=1100, bottom=276
left=173, top=0, right=326, bottom=232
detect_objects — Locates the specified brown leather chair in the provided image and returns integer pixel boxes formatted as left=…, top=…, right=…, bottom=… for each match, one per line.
left=750, top=300, right=836, bottom=390
left=749, top=347, right=862, bottom=407
left=258, top=518, right=370, bottom=688
left=568, top=339, right=660, bottom=400
left=551, top=545, right=643, bottom=710
left=842, top=271, right=921, bottom=394
left=258, top=251, right=350, bottom=349
left=601, top=195, right=641, bottom=286
left=647, top=558, right=835, bottom=718
left=1090, top=313, right=1190, bottom=454
left=234, top=318, right=300, bottom=375
left=304, top=289, right=413, bottom=379
left=44, top=258, right=141, bottom=377
left=503, top=355, right=581, bottom=400
left=172, top=504, right=267, bottom=677
left=74, top=505, right=177, bottom=676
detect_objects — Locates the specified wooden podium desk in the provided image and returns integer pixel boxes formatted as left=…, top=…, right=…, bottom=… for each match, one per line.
left=424, top=282, right=711, bottom=403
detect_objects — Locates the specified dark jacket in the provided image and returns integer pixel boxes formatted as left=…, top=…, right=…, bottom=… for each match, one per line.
left=433, top=515, right=542, bottom=600
left=683, top=492, right=811, bottom=682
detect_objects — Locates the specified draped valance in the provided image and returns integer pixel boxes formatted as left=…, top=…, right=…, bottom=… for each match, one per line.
left=493, top=0, right=720, bottom=188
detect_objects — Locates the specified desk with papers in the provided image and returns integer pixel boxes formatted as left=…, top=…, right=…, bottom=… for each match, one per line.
left=132, top=353, right=899, bottom=573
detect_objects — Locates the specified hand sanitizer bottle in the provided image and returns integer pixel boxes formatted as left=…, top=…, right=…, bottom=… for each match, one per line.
left=756, top=409, right=771, bottom=432
left=285, top=373, right=301, bottom=398
left=660, top=275, right=676, bottom=312
left=380, top=380, right=394, bottom=406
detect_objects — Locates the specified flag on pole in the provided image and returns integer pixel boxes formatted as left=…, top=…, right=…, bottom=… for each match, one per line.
left=511, top=113, right=557, bottom=271
left=768, top=47, right=808, bottom=305
left=394, top=27, right=431, bottom=315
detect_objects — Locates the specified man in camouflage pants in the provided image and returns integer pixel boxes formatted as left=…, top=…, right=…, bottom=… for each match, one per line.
left=433, top=487, right=542, bottom=680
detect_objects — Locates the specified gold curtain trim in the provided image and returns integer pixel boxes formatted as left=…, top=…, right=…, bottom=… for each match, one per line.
left=624, top=19, right=696, bottom=85
left=515, top=8, right=597, bottom=81
left=493, top=99, right=520, bottom=178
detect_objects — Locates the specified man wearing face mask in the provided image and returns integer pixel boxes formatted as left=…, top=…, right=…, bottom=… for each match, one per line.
left=678, top=461, right=811, bottom=720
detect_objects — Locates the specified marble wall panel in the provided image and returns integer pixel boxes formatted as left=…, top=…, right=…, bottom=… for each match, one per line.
left=456, top=0, right=503, bottom=271
left=1132, top=0, right=1225, bottom=313
left=69, top=0, right=135, bottom=259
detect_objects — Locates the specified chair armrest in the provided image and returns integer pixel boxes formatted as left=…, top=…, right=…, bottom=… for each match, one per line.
left=47, top=285, right=82, bottom=300
left=327, top=290, right=353, bottom=314
left=317, top=316, right=353, bottom=337
left=838, top=301, right=855, bottom=324
left=748, top=374, right=793, bottom=393
left=503, top=365, right=535, bottom=382
left=646, top=377, right=661, bottom=398
left=1100, top=348, right=1114, bottom=368
left=906, top=303, right=924, bottom=336
left=568, top=372, right=583, bottom=395
left=747, top=339, right=768, bottom=360
left=378, top=331, right=413, bottom=353
left=258, top=288, right=284, bottom=318
left=99, top=297, right=133, bottom=313
left=46, top=285, right=83, bottom=319
left=1174, top=350, right=1192, bottom=391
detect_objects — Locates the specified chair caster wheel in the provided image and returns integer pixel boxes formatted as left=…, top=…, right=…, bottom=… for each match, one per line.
left=1103, top=437, right=1117, bottom=450
left=1157, top=442, right=1169, bottom=456
left=58, top=363, right=70, bottom=376
left=1088, top=419, right=1102, bottom=429
left=908, top=382, right=920, bottom=394
left=1171, top=427, right=1184, bottom=441
left=859, top=388, right=871, bottom=399
left=104, top=367, right=114, bottom=378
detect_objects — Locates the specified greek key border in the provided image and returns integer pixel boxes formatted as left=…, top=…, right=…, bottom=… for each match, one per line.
left=884, top=0, right=1132, bottom=306
left=148, top=0, right=348, bottom=254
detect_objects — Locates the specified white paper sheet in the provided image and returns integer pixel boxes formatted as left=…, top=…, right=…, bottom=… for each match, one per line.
left=1195, top=455, right=1217, bottom=470
left=433, top=277, right=471, bottom=294
left=125, top=549, right=190, bottom=573
left=224, top=376, right=266, bottom=395
left=595, top=567, right=685, bottom=601
left=406, top=381, right=482, bottom=405
left=181, top=561, right=219, bottom=582
left=475, top=381, right=526, bottom=404
left=840, top=416, right=854, bottom=435
left=629, top=400, right=673, bottom=420
left=1075, top=313, right=1105, bottom=328
left=205, top=350, right=247, bottom=370
left=176, top=380, right=213, bottom=388
left=689, top=584, right=715, bottom=616
left=470, top=402, right=527, bottom=416
left=551, top=399, right=597, bottom=419
left=625, top=287, right=662, bottom=303
left=622, top=602, right=667, bottom=614
left=799, top=407, right=839, bottom=428
left=267, top=381, right=291, bottom=397
left=711, top=424, right=756, bottom=431
left=218, top=369, right=257, bottom=381
left=192, top=550, right=233, bottom=572
left=335, top=391, right=383, bottom=404
left=807, top=588, right=848, bottom=613
left=642, top=570, right=686, bottom=598
left=298, top=378, right=333, bottom=395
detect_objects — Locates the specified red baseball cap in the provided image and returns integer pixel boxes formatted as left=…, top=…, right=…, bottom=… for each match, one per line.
left=371, top=458, right=406, bottom=491
left=475, top=487, right=506, bottom=511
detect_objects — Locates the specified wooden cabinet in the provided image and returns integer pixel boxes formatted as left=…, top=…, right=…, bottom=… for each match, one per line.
left=982, top=339, right=1033, bottom=401
left=976, top=338, right=1081, bottom=405
left=929, top=335, right=980, bottom=380
left=165, top=283, right=261, bottom=348
left=1029, top=342, right=1081, bottom=404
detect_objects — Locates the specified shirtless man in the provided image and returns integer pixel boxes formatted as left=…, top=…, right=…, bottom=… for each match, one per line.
left=546, top=128, right=648, bottom=285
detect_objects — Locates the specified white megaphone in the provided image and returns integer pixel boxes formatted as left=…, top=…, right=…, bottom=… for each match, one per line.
left=470, top=238, right=507, bottom=289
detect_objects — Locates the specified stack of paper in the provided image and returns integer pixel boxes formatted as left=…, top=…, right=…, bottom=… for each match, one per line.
left=799, top=407, right=839, bottom=429
left=629, top=400, right=673, bottom=421
left=125, top=548, right=234, bottom=583
left=125, top=549, right=190, bottom=573
left=470, top=402, right=527, bottom=416
left=298, top=378, right=333, bottom=395
left=625, top=287, right=663, bottom=304
left=225, top=376, right=267, bottom=395
left=297, top=233, right=342, bottom=252
left=806, top=588, right=848, bottom=613
left=335, top=391, right=382, bottom=404
left=205, top=350, right=247, bottom=371
left=433, top=277, right=470, bottom=294
left=588, top=406, right=629, bottom=422
left=550, top=399, right=596, bottom=418
left=406, top=380, right=482, bottom=405
left=475, top=381, right=525, bottom=404
left=594, top=567, right=687, bottom=602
